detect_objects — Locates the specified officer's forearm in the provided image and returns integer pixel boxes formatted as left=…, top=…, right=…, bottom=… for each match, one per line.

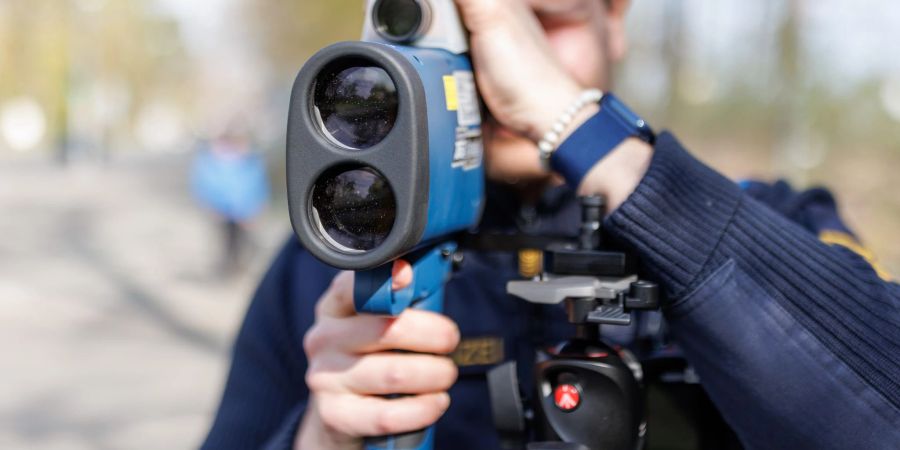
left=601, top=134, right=900, bottom=448
left=575, top=138, right=653, bottom=214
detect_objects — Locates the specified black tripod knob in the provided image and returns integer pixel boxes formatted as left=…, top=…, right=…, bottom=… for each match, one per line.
left=625, top=280, right=659, bottom=310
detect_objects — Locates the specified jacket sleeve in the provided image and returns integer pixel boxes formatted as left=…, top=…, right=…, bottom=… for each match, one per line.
left=603, top=133, right=900, bottom=449
left=201, top=241, right=336, bottom=450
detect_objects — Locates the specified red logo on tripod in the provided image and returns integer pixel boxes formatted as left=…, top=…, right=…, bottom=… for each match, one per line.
left=553, top=384, right=581, bottom=412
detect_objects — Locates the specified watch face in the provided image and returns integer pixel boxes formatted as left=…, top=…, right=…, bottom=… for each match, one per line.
left=602, top=94, right=655, bottom=143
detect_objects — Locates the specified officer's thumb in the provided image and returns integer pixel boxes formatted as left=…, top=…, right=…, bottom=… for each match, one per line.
left=316, top=271, right=356, bottom=319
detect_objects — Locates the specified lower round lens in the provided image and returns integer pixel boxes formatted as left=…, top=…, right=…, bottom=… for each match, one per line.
left=311, top=165, right=397, bottom=253
left=314, top=61, right=398, bottom=150
left=374, top=0, right=423, bottom=41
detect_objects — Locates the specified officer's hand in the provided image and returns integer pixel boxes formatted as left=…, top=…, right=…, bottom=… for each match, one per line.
left=454, top=0, right=616, bottom=142
left=294, top=264, right=460, bottom=450
left=454, top=0, right=651, bottom=211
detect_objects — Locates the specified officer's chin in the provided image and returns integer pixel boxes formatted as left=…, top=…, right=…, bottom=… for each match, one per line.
left=484, top=125, right=556, bottom=187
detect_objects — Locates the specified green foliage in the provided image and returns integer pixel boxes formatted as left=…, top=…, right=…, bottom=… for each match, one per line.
left=0, top=0, right=187, bottom=142
left=239, top=0, right=364, bottom=80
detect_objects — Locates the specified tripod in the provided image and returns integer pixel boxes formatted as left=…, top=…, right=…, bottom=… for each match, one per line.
left=488, top=196, right=660, bottom=450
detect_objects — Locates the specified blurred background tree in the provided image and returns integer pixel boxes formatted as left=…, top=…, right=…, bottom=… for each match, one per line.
left=0, top=0, right=187, bottom=162
left=239, top=0, right=363, bottom=78
left=1, top=0, right=898, bottom=271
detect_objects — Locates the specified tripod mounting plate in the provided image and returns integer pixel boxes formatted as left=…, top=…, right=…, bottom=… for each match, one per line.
left=507, top=276, right=636, bottom=305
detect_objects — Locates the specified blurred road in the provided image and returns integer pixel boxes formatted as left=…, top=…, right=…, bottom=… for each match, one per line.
left=0, top=142, right=896, bottom=450
left=0, top=154, right=287, bottom=450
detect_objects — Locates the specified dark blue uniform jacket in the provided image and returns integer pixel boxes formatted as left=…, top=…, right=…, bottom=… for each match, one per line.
left=202, top=133, right=900, bottom=450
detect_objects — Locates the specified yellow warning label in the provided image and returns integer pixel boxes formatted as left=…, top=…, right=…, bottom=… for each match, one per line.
left=443, top=75, right=458, bottom=111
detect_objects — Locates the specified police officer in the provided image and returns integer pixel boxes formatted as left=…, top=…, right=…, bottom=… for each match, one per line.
left=202, top=0, right=900, bottom=449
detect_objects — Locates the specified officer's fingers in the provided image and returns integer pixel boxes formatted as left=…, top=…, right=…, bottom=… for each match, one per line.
left=391, top=259, right=412, bottom=291
left=359, top=309, right=460, bottom=355
left=304, top=310, right=460, bottom=357
left=322, top=352, right=457, bottom=395
left=317, top=392, right=451, bottom=438
left=315, top=271, right=356, bottom=319
left=455, top=0, right=517, bottom=32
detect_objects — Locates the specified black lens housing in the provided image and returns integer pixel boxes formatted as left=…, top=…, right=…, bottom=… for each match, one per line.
left=311, top=164, right=397, bottom=253
left=313, top=61, right=398, bottom=150
left=288, top=42, right=430, bottom=270
left=372, top=0, right=431, bottom=43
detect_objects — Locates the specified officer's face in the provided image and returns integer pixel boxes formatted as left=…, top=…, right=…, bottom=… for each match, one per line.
left=484, top=0, right=630, bottom=184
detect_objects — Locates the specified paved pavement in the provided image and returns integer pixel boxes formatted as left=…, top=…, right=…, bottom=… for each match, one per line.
left=0, top=153, right=287, bottom=450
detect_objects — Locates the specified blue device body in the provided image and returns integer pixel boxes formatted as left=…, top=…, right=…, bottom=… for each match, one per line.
left=405, top=45, right=484, bottom=247
left=355, top=46, right=483, bottom=450
left=355, top=44, right=483, bottom=316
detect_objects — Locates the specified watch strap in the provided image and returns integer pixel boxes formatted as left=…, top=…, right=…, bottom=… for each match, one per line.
left=550, top=93, right=654, bottom=188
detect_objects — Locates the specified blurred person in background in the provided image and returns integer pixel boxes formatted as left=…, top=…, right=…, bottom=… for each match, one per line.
left=202, top=0, right=900, bottom=449
left=191, top=126, right=270, bottom=276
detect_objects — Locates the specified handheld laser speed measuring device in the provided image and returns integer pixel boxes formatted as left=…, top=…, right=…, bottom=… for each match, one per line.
left=286, top=1, right=483, bottom=449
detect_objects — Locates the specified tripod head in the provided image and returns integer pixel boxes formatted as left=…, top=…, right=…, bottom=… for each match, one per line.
left=489, top=196, right=660, bottom=450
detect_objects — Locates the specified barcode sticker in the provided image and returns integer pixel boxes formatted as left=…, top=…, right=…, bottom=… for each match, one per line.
left=453, top=71, right=481, bottom=127
left=452, top=127, right=483, bottom=170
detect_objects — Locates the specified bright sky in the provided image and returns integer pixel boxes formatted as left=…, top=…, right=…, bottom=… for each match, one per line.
left=804, top=0, right=900, bottom=83
left=673, top=0, right=900, bottom=86
left=154, top=0, right=239, bottom=54
left=153, top=0, right=269, bottom=135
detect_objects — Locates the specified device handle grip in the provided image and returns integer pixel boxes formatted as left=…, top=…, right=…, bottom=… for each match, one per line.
left=364, top=426, right=435, bottom=450
left=361, top=289, right=443, bottom=450
left=355, top=242, right=457, bottom=450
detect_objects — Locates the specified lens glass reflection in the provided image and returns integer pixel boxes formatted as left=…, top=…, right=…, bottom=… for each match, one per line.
left=311, top=165, right=396, bottom=252
left=375, top=0, right=423, bottom=40
left=314, top=62, right=398, bottom=150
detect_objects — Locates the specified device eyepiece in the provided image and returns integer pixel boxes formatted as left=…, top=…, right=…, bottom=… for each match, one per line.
left=311, top=164, right=397, bottom=253
left=313, top=59, right=398, bottom=150
left=373, top=0, right=431, bottom=43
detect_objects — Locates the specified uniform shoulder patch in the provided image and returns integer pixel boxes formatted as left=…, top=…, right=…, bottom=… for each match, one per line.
left=819, top=230, right=892, bottom=282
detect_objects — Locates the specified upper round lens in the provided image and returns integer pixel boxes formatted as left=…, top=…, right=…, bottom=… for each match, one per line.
left=374, top=0, right=423, bottom=41
left=311, top=165, right=397, bottom=252
left=314, top=62, right=398, bottom=150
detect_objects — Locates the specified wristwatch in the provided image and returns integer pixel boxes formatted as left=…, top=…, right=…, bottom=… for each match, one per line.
left=550, top=93, right=655, bottom=188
